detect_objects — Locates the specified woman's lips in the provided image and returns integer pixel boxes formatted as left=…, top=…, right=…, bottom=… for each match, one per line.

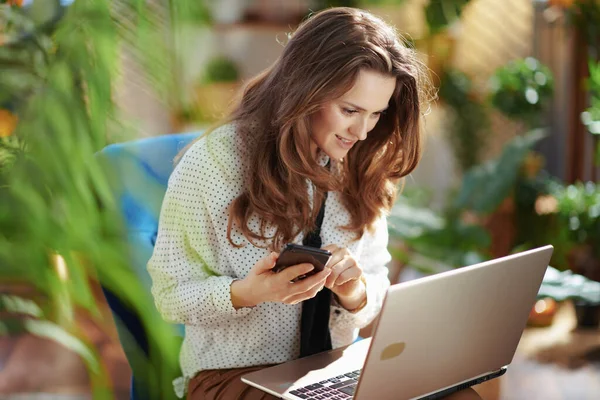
left=335, top=134, right=355, bottom=149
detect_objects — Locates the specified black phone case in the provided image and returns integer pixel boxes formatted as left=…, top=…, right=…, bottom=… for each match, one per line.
left=272, top=244, right=332, bottom=279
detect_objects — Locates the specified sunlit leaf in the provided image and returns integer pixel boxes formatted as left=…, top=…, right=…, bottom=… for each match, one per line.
left=24, top=319, right=99, bottom=371
left=0, top=294, right=43, bottom=317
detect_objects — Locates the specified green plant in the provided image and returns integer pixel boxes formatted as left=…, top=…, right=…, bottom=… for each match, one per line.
left=172, top=1, right=212, bottom=25
left=453, top=129, right=546, bottom=214
left=425, top=0, right=472, bottom=35
left=438, top=68, right=489, bottom=172
left=0, top=133, right=20, bottom=171
left=581, top=59, right=600, bottom=164
left=512, top=168, right=572, bottom=270
left=203, top=56, right=239, bottom=84
left=388, top=195, right=490, bottom=274
left=0, top=1, right=200, bottom=398
left=564, top=1, right=600, bottom=165
left=389, top=130, right=546, bottom=274
left=489, top=57, right=554, bottom=127
left=514, top=177, right=600, bottom=274
left=537, top=266, right=600, bottom=305
left=552, top=181, right=600, bottom=255
left=546, top=181, right=600, bottom=282
left=566, top=0, right=600, bottom=58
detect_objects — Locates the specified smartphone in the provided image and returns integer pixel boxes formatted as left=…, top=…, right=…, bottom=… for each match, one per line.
left=272, top=243, right=332, bottom=281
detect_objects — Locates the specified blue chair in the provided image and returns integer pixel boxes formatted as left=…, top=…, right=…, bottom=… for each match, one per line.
left=97, top=132, right=201, bottom=399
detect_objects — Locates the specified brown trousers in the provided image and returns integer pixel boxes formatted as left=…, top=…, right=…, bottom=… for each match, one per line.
left=187, top=365, right=278, bottom=400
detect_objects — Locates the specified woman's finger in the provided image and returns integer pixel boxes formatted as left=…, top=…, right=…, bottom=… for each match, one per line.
left=291, top=268, right=330, bottom=293
left=322, top=244, right=339, bottom=254
left=334, top=267, right=362, bottom=287
left=283, top=269, right=330, bottom=303
left=286, top=280, right=327, bottom=304
left=325, top=255, right=354, bottom=288
left=253, top=252, right=279, bottom=274
left=323, top=245, right=346, bottom=269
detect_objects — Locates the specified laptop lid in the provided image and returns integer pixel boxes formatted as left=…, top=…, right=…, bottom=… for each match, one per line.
left=354, top=245, right=553, bottom=399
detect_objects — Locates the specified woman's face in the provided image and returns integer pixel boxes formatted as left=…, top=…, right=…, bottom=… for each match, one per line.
left=309, top=69, right=396, bottom=161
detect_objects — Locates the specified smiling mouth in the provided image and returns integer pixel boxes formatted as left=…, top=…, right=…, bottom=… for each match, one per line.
left=335, top=135, right=355, bottom=145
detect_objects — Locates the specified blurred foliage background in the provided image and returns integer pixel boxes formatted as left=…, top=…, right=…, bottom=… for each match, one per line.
left=0, top=0, right=207, bottom=398
left=1, top=0, right=599, bottom=398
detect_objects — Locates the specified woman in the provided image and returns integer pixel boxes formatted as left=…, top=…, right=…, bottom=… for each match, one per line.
left=148, top=7, right=482, bottom=400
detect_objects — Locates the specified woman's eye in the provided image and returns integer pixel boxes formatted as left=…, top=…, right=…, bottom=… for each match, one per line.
left=342, top=108, right=358, bottom=115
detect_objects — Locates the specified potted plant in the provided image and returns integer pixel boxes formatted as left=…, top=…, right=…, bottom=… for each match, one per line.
left=489, top=57, right=554, bottom=129
left=581, top=60, right=600, bottom=165
left=438, top=68, right=490, bottom=173
left=538, top=181, right=600, bottom=328
left=387, top=187, right=491, bottom=276
left=551, top=182, right=600, bottom=281
left=452, top=129, right=547, bottom=257
left=388, top=129, right=546, bottom=276
left=0, top=1, right=189, bottom=397
left=532, top=263, right=600, bottom=328
left=193, top=56, right=241, bottom=122
left=484, top=58, right=554, bottom=256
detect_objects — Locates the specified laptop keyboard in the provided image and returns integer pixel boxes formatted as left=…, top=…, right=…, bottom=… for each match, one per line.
left=288, top=369, right=362, bottom=399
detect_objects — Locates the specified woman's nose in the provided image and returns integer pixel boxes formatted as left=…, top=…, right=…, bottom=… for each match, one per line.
left=350, top=118, right=369, bottom=141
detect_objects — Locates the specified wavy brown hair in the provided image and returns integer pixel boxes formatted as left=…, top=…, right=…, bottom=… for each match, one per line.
left=192, top=7, right=431, bottom=250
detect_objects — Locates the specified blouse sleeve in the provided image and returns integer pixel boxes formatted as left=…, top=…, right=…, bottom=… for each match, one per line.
left=329, top=214, right=391, bottom=333
left=147, top=144, right=254, bottom=327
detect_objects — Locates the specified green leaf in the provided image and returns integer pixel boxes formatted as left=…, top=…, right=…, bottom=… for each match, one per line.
left=388, top=199, right=445, bottom=239
left=388, top=194, right=490, bottom=270
left=453, top=129, right=546, bottom=214
left=0, top=294, right=43, bottom=318
left=0, top=1, right=203, bottom=398
left=489, top=58, right=554, bottom=125
left=24, top=319, right=99, bottom=372
left=425, top=0, right=471, bottom=35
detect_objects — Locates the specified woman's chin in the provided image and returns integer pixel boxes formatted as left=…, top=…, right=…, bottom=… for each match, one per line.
left=322, top=147, right=349, bottom=162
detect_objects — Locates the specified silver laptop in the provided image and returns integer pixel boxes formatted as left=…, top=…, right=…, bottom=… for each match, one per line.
left=242, top=245, right=554, bottom=400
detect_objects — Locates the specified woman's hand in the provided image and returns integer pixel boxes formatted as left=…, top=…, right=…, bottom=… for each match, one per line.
left=231, top=252, right=331, bottom=309
left=322, top=245, right=366, bottom=311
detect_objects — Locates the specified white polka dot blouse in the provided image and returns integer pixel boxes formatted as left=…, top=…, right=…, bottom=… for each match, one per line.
left=147, top=123, right=392, bottom=396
